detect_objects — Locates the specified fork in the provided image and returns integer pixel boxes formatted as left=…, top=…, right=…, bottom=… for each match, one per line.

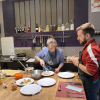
left=66, top=91, right=84, bottom=95
left=66, top=94, right=85, bottom=98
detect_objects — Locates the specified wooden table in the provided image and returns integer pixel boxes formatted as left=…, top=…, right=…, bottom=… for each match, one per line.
left=0, top=71, right=86, bottom=100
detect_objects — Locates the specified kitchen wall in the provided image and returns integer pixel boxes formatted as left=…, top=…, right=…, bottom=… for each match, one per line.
left=88, top=0, right=100, bottom=46
left=0, top=1, right=5, bottom=52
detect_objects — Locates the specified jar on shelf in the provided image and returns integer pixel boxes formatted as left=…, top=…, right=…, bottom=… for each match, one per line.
left=61, top=24, right=65, bottom=31
left=70, top=20, right=74, bottom=30
left=57, top=25, right=61, bottom=31
left=49, top=25, right=53, bottom=32
left=65, top=22, right=69, bottom=30
left=46, top=25, right=49, bottom=32
left=53, top=25, right=57, bottom=31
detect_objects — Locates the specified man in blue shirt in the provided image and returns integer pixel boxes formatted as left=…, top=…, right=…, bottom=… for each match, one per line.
left=34, top=37, right=64, bottom=72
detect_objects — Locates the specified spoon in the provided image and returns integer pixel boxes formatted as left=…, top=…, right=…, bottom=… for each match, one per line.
left=58, top=85, right=61, bottom=91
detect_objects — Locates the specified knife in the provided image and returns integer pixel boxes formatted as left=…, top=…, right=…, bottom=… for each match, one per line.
left=6, top=75, right=14, bottom=77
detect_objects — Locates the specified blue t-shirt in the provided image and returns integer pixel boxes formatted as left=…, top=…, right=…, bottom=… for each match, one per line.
left=34, top=47, right=64, bottom=66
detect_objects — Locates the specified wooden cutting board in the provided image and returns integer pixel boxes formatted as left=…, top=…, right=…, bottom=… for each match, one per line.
left=2, top=70, right=22, bottom=75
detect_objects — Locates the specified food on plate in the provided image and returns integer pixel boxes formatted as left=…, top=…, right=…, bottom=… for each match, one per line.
left=19, top=79, right=31, bottom=85
left=42, top=71, right=51, bottom=75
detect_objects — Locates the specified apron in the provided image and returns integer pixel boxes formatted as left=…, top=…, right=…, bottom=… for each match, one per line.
left=78, top=48, right=94, bottom=100
left=43, top=49, right=59, bottom=72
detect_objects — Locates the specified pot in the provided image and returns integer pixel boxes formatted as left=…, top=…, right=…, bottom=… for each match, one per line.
left=16, top=53, right=26, bottom=57
left=30, top=70, right=43, bottom=80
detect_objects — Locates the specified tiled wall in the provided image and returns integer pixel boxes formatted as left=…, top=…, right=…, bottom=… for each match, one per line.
left=15, top=46, right=83, bottom=58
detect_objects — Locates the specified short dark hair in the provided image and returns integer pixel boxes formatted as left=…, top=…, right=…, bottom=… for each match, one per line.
left=76, top=23, right=95, bottom=37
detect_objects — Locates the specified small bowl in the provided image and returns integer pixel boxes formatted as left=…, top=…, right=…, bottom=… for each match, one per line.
left=14, top=73, right=23, bottom=79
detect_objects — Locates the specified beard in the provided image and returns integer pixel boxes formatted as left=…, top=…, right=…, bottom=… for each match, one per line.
left=80, top=38, right=87, bottom=45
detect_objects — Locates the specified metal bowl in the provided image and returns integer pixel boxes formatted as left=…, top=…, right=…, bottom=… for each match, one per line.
left=30, top=70, right=43, bottom=80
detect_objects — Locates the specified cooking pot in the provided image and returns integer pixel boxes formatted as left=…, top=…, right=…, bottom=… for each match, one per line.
left=16, top=53, right=26, bottom=57
left=30, top=70, right=43, bottom=80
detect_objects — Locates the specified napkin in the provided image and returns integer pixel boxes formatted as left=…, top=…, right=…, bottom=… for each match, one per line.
left=66, top=85, right=83, bottom=92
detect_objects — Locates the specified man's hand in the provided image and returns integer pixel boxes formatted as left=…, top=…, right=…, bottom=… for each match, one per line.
left=40, top=59, right=45, bottom=67
left=55, top=68, right=59, bottom=73
left=70, top=56, right=79, bottom=67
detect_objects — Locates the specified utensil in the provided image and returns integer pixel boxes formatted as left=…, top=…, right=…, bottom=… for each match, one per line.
left=17, top=60, right=26, bottom=70
left=65, top=82, right=82, bottom=86
left=58, top=85, right=61, bottom=91
left=63, top=31, right=64, bottom=48
left=44, top=65, right=49, bottom=74
left=66, top=91, right=84, bottom=95
left=66, top=94, right=85, bottom=98
left=30, top=70, right=43, bottom=80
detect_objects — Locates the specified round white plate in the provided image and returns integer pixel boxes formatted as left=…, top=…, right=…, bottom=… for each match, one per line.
left=20, top=84, right=42, bottom=95
left=16, top=78, right=34, bottom=86
left=37, top=78, right=56, bottom=86
left=42, top=71, right=54, bottom=76
left=58, top=72, right=75, bottom=78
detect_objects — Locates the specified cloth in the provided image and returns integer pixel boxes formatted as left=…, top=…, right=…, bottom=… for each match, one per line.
left=81, top=39, right=100, bottom=82
left=34, top=47, right=64, bottom=66
left=43, top=49, right=59, bottom=71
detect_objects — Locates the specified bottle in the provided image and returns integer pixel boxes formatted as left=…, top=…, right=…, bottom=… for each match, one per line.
left=28, top=24, right=31, bottom=33
left=65, top=22, right=69, bottom=30
left=53, top=25, right=57, bottom=31
left=15, top=27, right=18, bottom=33
left=35, top=24, right=38, bottom=32
left=61, top=24, right=65, bottom=31
left=46, top=25, right=49, bottom=32
left=70, top=20, right=74, bottom=30
left=24, top=25, right=27, bottom=33
left=20, top=24, right=22, bottom=33
left=17, top=25, right=20, bottom=33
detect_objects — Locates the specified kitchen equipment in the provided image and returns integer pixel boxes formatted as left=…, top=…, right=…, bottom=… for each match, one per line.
left=58, top=72, right=75, bottom=78
left=58, top=85, right=61, bottom=91
left=61, top=33, right=62, bottom=46
left=66, top=91, right=84, bottom=94
left=63, top=31, right=65, bottom=48
left=16, top=53, right=26, bottom=57
left=32, top=35, right=37, bottom=50
left=37, top=78, right=56, bottom=86
left=14, top=73, right=23, bottom=79
left=20, top=84, right=42, bottom=95
left=12, top=57, right=28, bottom=61
left=66, top=94, right=85, bottom=98
left=30, top=70, right=43, bottom=80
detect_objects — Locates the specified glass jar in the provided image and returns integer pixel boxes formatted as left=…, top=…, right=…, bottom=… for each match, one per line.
left=46, top=25, right=49, bottom=32
left=53, top=25, right=57, bottom=31
left=12, top=83, right=17, bottom=91
left=49, top=25, right=53, bottom=32
left=70, top=20, right=74, bottom=30
left=61, top=24, right=65, bottom=31
left=65, top=22, right=69, bottom=30
left=57, top=25, right=61, bottom=31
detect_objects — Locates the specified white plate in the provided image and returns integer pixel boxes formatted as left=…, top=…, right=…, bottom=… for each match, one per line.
left=20, top=84, right=42, bottom=95
left=37, top=78, right=56, bottom=86
left=16, top=78, right=34, bottom=86
left=58, top=72, right=75, bottom=78
left=42, top=71, right=54, bottom=76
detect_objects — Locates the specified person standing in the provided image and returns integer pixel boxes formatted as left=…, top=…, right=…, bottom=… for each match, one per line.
left=71, top=23, right=100, bottom=100
left=34, top=37, right=64, bottom=73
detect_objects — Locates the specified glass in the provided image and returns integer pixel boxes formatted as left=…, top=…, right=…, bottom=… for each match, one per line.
left=32, top=91, right=42, bottom=100
left=0, top=70, right=6, bottom=80
left=65, top=22, right=69, bottom=30
left=70, top=20, right=74, bottom=30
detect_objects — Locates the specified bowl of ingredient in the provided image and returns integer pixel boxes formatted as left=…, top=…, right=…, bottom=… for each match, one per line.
left=14, top=73, right=23, bottom=79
